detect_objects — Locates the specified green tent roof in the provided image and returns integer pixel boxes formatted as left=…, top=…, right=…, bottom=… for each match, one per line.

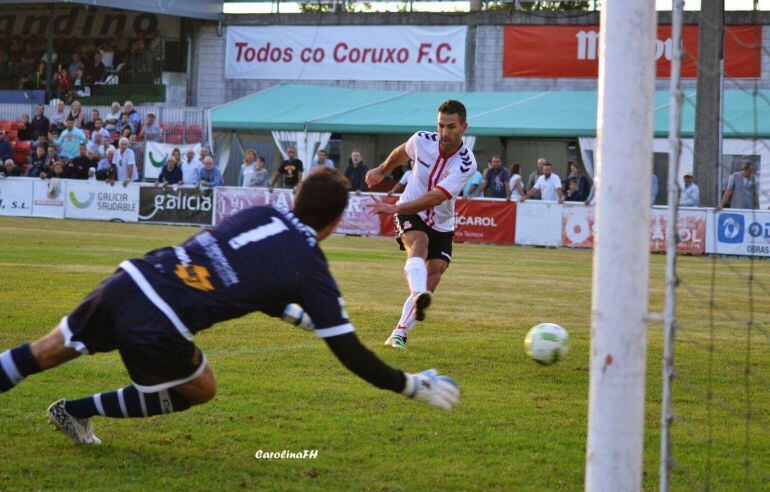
left=210, top=84, right=770, bottom=138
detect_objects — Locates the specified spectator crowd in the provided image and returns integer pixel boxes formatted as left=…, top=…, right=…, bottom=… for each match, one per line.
left=2, top=31, right=163, bottom=102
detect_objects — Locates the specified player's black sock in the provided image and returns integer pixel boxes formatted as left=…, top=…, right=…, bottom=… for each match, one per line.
left=65, top=385, right=191, bottom=419
left=0, top=344, right=42, bottom=393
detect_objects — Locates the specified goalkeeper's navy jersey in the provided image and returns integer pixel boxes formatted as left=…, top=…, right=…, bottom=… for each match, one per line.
left=118, top=205, right=354, bottom=341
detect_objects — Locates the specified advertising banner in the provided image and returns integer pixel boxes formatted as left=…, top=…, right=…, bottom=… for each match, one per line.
left=65, top=181, right=139, bottom=222
left=226, top=25, right=467, bottom=81
left=503, top=25, right=761, bottom=79
left=0, top=9, right=180, bottom=38
left=705, top=209, right=770, bottom=257
left=0, top=178, right=33, bottom=217
left=143, top=142, right=202, bottom=180
left=649, top=208, right=706, bottom=254
left=139, top=186, right=214, bottom=225
left=454, top=199, right=516, bottom=245
left=336, top=193, right=383, bottom=236
left=32, top=179, right=67, bottom=219
left=516, top=201, right=563, bottom=247
left=214, top=187, right=294, bottom=225
left=562, top=205, right=595, bottom=248
left=562, top=205, right=706, bottom=254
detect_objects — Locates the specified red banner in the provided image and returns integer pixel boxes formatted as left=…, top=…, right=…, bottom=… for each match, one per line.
left=503, top=25, right=761, bottom=79
left=380, top=198, right=516, bottom=245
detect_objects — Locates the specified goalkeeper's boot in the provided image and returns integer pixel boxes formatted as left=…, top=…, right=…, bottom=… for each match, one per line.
left=414, top=291, right=432, bottom=322
left=48, top=399, right=102, bottom=445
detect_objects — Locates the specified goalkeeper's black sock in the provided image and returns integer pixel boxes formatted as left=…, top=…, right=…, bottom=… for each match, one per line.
left=65, top=385, right=191, bottom=419
left=0, top=344, right=42, bottom=393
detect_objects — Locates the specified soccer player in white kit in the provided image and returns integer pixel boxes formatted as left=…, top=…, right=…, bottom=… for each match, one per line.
left=367, top=100, right=477, bottom=349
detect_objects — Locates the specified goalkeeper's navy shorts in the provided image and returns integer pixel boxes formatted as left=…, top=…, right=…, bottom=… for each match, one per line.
left=394, top=213, right=454, bottom=264
left=60, top=269, right=207, bottom=393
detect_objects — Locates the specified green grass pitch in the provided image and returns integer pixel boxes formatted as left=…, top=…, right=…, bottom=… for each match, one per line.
left=1, top=217, right=768, bottom=490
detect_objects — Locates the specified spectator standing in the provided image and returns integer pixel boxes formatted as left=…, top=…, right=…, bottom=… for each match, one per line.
left=52, top=117, right=87, bottom=160
left=30, top=105, right=50, bottom=140
left=139, top=113, right=162, bottom=141
left=123, top=101, right=141, bottom=130
left=563, top=162, right=591, bottom=202
left=181, top=149, right=202, bottom=186
left=105, top=102, right=122, bottom=133
left=238, top=149, right=260, bottom=187
left=90, top=52, right=106, bottom=84
left=476, top=155, right=510, bottom=199
left=17, top=115, right=33, bottom=141
left=526, top=157, right=547, bottom=198
left=461, top=168, right=483, bottom=198
left=156, top=156, right=183, bottom=186
left=0, top=131, right=13, bottom=162
left=45, top=145, right=58, bottom=169
left=344, top=150, right=368, bottom=194
left=521, top=162, right=563, bottom=203
left=72, top=68, right=90, bottom=98
left=97, top=148, right=117, bottom=183
left=112, top=137, right=137, bottom=186
left=117, top=113, right=136, bottom=135
left=720, top=162, right=759, bottom=210
left=508, top=163, right=526, bottom=201
left=307, top=148, right=335, bottom=174
left=84, top=109, right=100, bottom=133
left=90, top=118, right=110, bottom=142
left=269, top=146, right=303, bottom=191
left=50, top=100, right=67, bottom=131
left=198, top=156, right=223, bottom=188
left=99, top=44, right=115, bottom=71
left=67, top=100, right=84, bottom=129
left=679, top=174, right=700, bottom=207
left=252, top=156, right=269, bottom=187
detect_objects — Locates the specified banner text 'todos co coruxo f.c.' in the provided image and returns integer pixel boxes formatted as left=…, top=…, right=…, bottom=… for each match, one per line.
left=225, top=26, right=467, bottom=82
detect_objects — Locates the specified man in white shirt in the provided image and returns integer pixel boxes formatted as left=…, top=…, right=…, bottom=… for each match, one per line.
left=181, top=149, right=203, bottom=185
left=679, top=174, right=700, bottom=207
left=112, top=137, right=137, bottom=186
left=366, top=100, right=477, bottom=349
left=520, top=162, right=563, bottom=203
left=306, top=148, right=335, bottom=176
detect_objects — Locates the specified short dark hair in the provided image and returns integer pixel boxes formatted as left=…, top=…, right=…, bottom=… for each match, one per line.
left=438, top=99, right=467, bottom=124
left=294, top=167, right=350, bottom=231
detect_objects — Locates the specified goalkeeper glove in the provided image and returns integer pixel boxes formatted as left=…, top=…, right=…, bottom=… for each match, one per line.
left=281, top=303, right=314, bottom=331
left=402, top=369, right=460, bottom=410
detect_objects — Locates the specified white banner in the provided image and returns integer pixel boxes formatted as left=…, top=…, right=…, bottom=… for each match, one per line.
left=705, top=209, right=770, bottom=257
left=225, top=26, right=467, bottom=82
left=143, top=142, right=202, bottom=180
left=32, top=179, right=67, bottom=219
left=65, top=181, right=139, bottom=222
left=0, top=178, right=33, bottom=216
left=515, top=200, right=563, bottom=247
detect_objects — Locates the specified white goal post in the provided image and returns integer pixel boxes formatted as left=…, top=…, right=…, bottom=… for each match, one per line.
left=585, top=1, right=657, bottom=490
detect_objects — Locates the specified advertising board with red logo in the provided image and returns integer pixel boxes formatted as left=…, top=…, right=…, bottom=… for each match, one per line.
left=503, top=25, right=761, bottom=79
left=562, top=205, right=705, bottom=254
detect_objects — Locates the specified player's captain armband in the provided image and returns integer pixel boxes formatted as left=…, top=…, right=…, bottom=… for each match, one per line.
left=281, top=304, right=314, bottom=331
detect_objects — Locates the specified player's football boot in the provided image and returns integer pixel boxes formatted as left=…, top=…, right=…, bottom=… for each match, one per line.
left=414, top=291, right=432, bottom=322
left=47, top=399, right=102, bottom=445
left=384, top=334, right=407, bottom=349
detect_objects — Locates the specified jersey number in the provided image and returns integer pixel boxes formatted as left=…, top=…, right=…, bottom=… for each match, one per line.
left=228, top=217, right=289, bottom=250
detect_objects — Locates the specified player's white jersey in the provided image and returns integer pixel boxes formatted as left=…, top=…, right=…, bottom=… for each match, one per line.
left=398, top=131, right=477, bottom=232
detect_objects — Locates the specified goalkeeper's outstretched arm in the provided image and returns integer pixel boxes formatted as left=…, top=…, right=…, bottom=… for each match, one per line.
left=323, top=332, right=460, bottom=410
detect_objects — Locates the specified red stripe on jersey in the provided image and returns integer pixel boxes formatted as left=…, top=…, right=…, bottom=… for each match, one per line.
left=426, top=157, right=450, bottom=225
left=435, top=185, right=452, bottom=200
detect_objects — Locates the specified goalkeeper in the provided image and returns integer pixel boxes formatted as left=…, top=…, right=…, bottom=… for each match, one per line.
left=0, top=168, right=459, bottom=445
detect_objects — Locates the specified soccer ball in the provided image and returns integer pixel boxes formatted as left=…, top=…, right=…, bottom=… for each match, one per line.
left=524, top=323, right=569, bottom=365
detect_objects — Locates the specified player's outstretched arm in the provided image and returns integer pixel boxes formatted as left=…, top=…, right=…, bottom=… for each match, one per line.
left=323, top=332, right=460, bottom=410
left=365, top=143, right=409, bottom=188
left=368, top=189, right=447, bottom=216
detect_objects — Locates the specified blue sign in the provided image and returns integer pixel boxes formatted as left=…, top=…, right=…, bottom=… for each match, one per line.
left=717, top=213, right=744, bottom=243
